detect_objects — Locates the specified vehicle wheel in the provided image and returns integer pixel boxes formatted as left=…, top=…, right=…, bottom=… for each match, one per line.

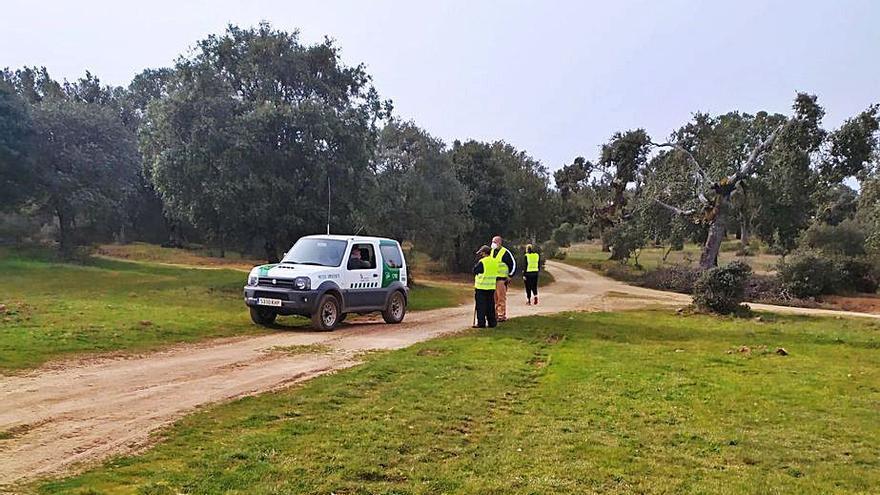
left=311, top=294, right=341, bottom=331
left=249, top=306, right=277, bottom=326
left=382, top=291, right=407, bottom=324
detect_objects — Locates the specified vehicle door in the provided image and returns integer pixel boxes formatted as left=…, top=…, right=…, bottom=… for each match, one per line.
left=343, top=242, right=383, bottom=309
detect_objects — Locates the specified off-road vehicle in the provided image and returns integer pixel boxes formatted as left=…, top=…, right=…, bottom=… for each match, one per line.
left=243, top=235, right=408, bottom=330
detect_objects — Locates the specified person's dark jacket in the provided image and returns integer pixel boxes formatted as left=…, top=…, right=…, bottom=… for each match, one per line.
left=491, top=247, right=516, bottom=278
left=473, top=260, right=485, bottom=276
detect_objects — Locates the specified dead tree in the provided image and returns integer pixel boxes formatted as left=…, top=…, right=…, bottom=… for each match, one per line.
left=652, top=124, right=785, bottom=269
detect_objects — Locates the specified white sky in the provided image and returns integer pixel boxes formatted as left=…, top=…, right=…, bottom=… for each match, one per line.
left=2, top=0, right=878, bottom=170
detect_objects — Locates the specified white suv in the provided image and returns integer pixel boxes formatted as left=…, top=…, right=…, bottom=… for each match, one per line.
left=243, top=235, right=408, bottom=330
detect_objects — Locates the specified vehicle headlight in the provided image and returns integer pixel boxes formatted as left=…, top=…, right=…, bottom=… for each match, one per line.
left=294, top=277, right=310, bottom=290
left=248, top=274, right=259, bottom=286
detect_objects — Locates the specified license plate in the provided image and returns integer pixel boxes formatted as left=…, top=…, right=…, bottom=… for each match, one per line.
left=257, top=297, right=282, bottom=307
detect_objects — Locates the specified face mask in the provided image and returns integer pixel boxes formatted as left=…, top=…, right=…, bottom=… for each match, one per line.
left=490, top=242, right=499, bottom=249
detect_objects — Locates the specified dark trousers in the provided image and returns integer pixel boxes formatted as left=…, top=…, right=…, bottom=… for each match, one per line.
left=474, top=289, right=497, bottom=327
left=524, top=272, right=539, bottom=299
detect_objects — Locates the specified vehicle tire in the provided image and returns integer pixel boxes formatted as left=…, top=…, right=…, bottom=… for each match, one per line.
left=311, top=294, right=341, bottom=331
left=249, top=306, right=277, bottom=326
left=382, top=290, right=407, bottom=324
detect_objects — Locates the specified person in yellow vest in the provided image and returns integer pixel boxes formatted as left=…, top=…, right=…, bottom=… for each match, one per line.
left=490, top=235, right=516, bottom=322
left=472, top=245, right=497, bottom=328
left=523, top=244, right=540, bottom=305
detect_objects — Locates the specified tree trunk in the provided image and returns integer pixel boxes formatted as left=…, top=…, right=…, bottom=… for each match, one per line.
left=740, top=218, right=750, bottom=248
left=699, top=197, right=731, bottom=270
left=55, top=204, right=75, bottom=258
left=601, top=235, right=610, bottom=252
left=264, top=239, right=279, bottom=264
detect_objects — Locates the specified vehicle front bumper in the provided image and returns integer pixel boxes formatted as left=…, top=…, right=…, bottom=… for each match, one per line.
left=243, top=286, right=320, bottom=316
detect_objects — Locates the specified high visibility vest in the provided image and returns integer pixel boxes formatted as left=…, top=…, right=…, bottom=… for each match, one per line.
left=491, top=246, right=511, bottom=279
left=526, top=252, right=540, bottom=273
left=474, top=256, right=497, bottom=290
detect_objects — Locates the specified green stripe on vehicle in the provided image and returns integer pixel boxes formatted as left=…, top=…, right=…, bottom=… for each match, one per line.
left=257, top=264, right=278, bottom=276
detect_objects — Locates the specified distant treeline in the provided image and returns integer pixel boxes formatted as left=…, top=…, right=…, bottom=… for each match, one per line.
left=2, top=22, right=878, bottom=277
left=0, top=23, right=557, bottom=270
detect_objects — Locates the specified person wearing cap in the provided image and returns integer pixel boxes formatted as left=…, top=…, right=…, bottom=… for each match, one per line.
left=523, top=244, right=540, bottom=305
left=490, top=235, right=516, bottom=322
left=472, top=244, right=497, bottom=328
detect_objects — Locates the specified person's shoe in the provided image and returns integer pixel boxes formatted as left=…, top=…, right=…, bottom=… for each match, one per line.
left=497, top=317, right=506, bottom=322
left=472, top=325, right=485, bottom=329
left=533, top=296, right=538, bottom=305
left=526, top=298, right=531, bottom=305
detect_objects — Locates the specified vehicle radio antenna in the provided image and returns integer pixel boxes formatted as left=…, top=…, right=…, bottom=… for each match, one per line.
left=326, top=175, right=331, bottom=235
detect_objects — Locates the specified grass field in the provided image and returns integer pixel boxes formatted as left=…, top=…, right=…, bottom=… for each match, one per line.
left=34, top=310, right=880, bottom=494
left=0, top=248, right=468, bottom=372
left=95, top=243, right=262, bottom=271
left=563, top=240, right=781, bottom=277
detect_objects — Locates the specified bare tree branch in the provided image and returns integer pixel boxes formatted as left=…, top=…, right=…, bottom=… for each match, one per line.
left=654, top=198, right=697, bottom=216
left=652, top=141, right=711, bottom=205
left=651, top=141, right=710, bottom=180
left=730, top=123, right=786, bottom=183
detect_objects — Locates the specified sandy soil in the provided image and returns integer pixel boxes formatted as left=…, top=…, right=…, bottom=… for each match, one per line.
left=1, top=261, right=877, bottom=488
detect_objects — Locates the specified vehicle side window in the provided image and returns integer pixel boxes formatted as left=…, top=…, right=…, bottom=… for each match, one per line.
left=347, top=243, right=377, bottom=270
left=380, top=245, right=403, bottom=268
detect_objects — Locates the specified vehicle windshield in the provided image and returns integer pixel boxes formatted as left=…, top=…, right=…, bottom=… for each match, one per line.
left=281, top=238, right=348, bottom=267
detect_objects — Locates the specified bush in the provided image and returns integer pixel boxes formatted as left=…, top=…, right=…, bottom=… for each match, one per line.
left=570, top=224, right=590, bottom=243
left=800, top=219, right=866, bottom=256
left=640, top=265, right=699, bottom=294
left=777, top=251, right=837, bottom=297
left=693, top=261, right=752, bottom=314
left=778, top=250, right=878, bottom=297
left=604, top=222, right=646, bottom=264
left=540, top=240, right=565, bottom=260
left=551, top=223, right=573, bottom=247
left=833, top=257, right=879, bottom=294
left=744, top=274, right=787, bottom=303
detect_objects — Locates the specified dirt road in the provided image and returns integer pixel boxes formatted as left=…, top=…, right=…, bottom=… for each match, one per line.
left=1, top=261, right=876, bottom=486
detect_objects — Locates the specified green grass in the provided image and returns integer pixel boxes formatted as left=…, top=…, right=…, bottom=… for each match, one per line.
left=0, top=250, right=467, bottom=372
left=406, top=283, right=469, bottom=311
left=0, top=249, right=272, bottom=372
left=564, top=241, right=781, bottom=276
left=95, top=242, right=260, bottom=271
left=34, top=310, right=880, bottom=494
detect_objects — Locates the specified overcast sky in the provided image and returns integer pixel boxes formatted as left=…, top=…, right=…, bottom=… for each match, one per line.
left=2, top=0, right=878, bottom=170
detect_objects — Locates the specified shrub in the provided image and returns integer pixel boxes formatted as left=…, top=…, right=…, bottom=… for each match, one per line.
left=778, top=250, right=878, bottom=297
left=693, top=261, right=752, bottom=314
left=640, top=265, right=699, bottom=294
left=604, top=222, right=646, bottom=264
left=777, top=251, right=837, bottom=297
left=800, top=219, right=866, bottom=256
left=744, top=274, right=787, bottom=303
left=540, top=240, right=565, bottom=260
left=833, top=256, right=878, bottom=294
left=570, top=223, right=591, bottom=243
left=551, top=223, right=573, bottom=247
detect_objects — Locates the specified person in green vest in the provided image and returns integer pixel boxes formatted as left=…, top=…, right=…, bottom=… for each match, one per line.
left=523, top=244, right=540, bottom=305
left=472, top=245, right=497, bottom=328
left=490, top=235, right=516, bottom=322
